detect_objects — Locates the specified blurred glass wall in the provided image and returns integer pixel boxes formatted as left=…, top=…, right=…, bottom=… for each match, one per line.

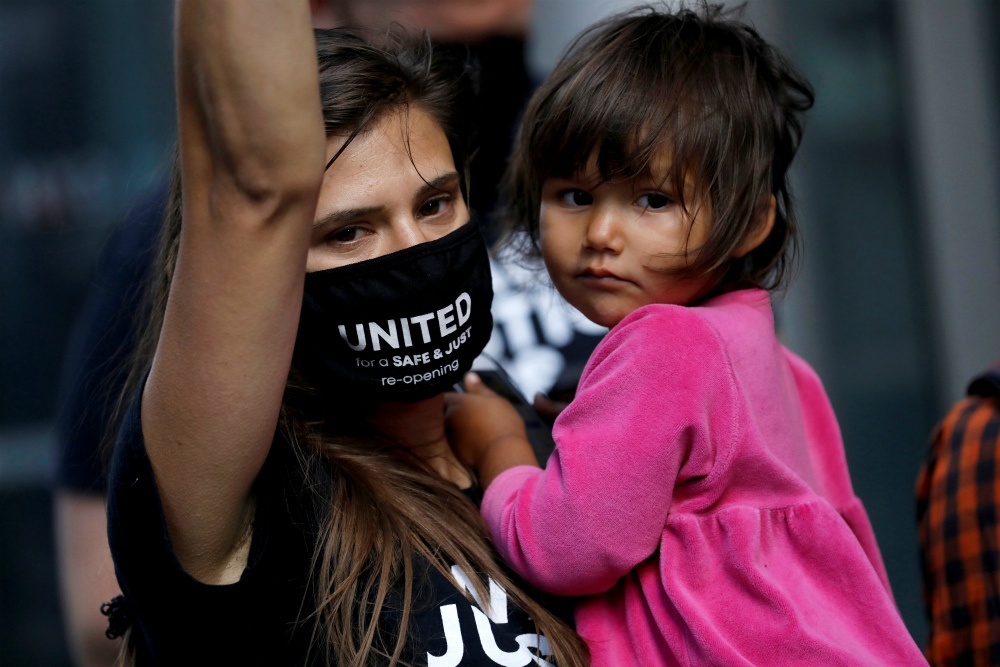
left=0, top=1, right=174, bottom=664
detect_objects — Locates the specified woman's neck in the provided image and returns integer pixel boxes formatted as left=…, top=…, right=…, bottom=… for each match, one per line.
left=368, top=395, right=473, bottom=489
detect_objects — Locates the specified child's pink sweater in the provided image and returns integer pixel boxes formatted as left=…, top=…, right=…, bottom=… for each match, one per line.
left=482, top=289, right=927, bottom=665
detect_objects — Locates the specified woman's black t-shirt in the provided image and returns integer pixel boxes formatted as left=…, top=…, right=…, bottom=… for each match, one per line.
left=107, top=392, right=561, bottom=666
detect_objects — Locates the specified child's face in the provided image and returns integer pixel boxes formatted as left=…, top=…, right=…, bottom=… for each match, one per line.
left=539, top=156, right=716, bottom=329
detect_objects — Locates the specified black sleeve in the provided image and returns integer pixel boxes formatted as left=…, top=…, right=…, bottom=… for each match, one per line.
left=106, top=386, right=314, bottom=664
left=53, top=184, right=166, bottom=494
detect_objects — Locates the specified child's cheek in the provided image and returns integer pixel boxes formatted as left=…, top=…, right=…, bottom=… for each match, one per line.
left=538, top=202, right=551, bottom=235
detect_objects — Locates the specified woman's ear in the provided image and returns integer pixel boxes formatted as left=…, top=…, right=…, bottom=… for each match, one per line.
left=733, top=195, right=776, bottom=258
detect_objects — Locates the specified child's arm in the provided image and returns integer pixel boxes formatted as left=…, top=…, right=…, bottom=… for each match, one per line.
left=445, top=372, right=540, bottom=488
left=463, top=309, right=732, bottom=598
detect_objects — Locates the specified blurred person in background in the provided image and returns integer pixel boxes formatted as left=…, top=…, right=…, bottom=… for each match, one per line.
left=917, top=361, right=1000, bottom=666
left=52, top=0, right=599, bottom=664
left=53, top=185, right=164, bottom=667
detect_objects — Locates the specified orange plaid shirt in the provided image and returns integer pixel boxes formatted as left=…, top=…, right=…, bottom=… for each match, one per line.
left=917, top=365, right=1000, bottom=666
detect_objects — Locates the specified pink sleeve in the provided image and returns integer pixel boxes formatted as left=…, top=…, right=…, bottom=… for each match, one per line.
left=481, top=307, right=736, bottom=596
left=784, top=349, right=894, bottom=598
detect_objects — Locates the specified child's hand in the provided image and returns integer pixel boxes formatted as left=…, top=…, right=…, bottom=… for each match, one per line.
left=444, top=372, right=540, bottom=488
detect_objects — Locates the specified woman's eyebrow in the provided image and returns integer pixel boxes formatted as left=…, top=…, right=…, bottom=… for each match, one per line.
left=415, top=172, right=460, bottom=199
left=313, top=205, right=382, bottom=227
left=313, top=172, right=460, bottom=228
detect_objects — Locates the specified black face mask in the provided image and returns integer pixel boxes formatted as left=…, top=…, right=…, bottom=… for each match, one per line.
left=293, top=221, right=494, bottom=403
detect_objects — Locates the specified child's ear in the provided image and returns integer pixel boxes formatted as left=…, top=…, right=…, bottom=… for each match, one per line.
left=733, top=195, right=776, bottom=258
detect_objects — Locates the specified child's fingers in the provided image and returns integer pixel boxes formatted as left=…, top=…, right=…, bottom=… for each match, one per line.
left=463, top=371, right=499, bottom=397
left=464, top=371, right=483, bottom=391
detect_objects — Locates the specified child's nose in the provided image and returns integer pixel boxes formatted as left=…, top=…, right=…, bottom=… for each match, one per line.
left=584, top=208, right=623, bottom=253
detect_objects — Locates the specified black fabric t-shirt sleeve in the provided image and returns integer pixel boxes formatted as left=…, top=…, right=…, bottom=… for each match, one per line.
left=106, top=386, right=315, bottom=665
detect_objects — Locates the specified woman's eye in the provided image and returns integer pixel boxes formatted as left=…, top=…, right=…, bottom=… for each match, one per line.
left=636, top=192, right=672, bottom=209
left=327, top=226, right=365, bottom=244
left=560, top=189, right=593, bottom=206
left=418, top=196, right=450, bottom=218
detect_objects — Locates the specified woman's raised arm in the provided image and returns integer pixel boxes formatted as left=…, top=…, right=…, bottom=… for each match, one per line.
left=141, top=0, right=325, bottom=584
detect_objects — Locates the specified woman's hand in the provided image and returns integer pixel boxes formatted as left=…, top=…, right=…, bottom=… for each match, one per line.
left=444, top=372, right=539, bottom=489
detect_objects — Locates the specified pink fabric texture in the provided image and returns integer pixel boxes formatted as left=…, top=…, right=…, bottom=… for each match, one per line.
left=482, top=289, right=926, bottom=666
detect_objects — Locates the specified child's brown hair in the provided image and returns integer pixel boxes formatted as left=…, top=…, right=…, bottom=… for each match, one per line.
left=501, top=2, right=814, bottom=294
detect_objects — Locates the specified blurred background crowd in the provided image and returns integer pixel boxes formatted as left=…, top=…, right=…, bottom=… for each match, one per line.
left=1, top=0, right=998, bottom=665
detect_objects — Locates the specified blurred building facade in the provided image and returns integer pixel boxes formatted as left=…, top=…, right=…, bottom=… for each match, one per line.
left=1, top=0, right=998, bottom=663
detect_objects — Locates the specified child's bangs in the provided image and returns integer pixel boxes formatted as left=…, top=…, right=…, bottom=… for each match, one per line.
left=537, top=23, right=696, bottom=193
left=546, top=97, right=687, bottom=187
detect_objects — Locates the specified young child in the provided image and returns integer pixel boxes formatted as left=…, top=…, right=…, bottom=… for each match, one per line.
left=446, top=5, right=929, bottom=665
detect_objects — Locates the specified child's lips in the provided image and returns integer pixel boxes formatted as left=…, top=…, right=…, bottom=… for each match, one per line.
left=578, top=267, right=629, bottom=286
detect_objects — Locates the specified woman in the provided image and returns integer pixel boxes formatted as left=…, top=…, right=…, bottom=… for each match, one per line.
left=103, top=2, right=588, bottom=664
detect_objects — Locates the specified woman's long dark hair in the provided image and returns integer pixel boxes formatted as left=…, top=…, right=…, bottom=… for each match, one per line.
left=113, top=27, right=589, bottom=667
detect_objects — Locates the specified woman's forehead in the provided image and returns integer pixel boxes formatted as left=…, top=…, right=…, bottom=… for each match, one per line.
left=319, top=107, right=457, bottom=208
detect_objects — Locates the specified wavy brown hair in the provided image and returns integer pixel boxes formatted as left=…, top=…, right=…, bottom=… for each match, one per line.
left=112, top=27, right=589, bottom=667
left=500, top=2, right=814, bottom=296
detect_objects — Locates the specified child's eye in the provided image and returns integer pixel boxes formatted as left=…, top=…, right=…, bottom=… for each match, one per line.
left=636, top=192, right=673, bottom=210
left=417, top=196, right=451, bottom=218
left=560, top=189, right=593, bottom=206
